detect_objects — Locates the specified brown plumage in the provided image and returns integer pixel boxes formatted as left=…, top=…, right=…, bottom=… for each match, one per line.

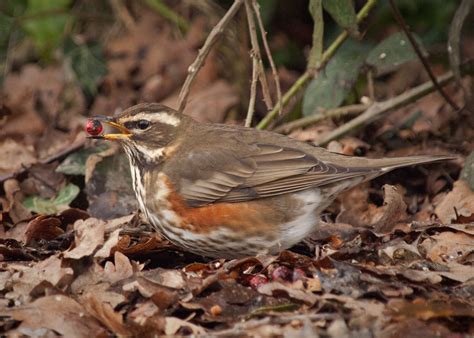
left=92, top=103, right=454, bottom=258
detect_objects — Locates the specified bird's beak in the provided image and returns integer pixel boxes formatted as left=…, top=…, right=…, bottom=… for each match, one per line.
left=89, top=115, right=131, bottom=140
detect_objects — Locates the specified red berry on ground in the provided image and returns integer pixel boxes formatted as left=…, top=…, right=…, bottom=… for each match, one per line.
left=271, top=266, right=292, bottom=281
left=249, top=274, right=269, bottom=289
left=292, top=268, right=306, bottom=282
left=86, top=119, right=103, bottom=136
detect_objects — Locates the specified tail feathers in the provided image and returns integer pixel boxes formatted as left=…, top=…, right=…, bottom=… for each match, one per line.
left=366, top=155, right=457, bottom=171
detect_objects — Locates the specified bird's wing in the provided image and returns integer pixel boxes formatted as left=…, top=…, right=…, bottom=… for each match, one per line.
left=167, top=143, right=375, bottom=207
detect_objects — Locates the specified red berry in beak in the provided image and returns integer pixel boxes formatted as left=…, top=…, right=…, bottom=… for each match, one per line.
left=86, top=119, right=103, bottom=136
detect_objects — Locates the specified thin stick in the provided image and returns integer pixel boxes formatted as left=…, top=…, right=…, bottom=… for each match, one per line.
left=245, top=0, right=272, bottom=109
left=177, top=0, right=245, bottom=113
left=274, top=104, right=369, bottom=134
left=388, top=0, right=460, bottom=111
left=317, top=60, right=474, bottom=146
left=245, top=0, right=259, bottom=127
left=251, top=0, right=282, bottom=114
left=256, top=0, right=378, bottom=130
left=367, top=69, right=375, bottom=101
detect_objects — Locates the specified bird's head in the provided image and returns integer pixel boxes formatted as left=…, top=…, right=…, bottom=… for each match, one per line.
left=91, top=103, right=186, bottom=164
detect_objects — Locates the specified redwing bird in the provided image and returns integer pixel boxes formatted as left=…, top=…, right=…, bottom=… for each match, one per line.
left=90, top=103, right=453, bottom=258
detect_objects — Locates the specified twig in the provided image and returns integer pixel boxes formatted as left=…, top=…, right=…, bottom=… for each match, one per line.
left=388, top=0, right=460, bottom=112
left=256, top=0, right=378, bottom=130
left=245, top=55, right=259, bottom=127
left=245, top=1, right=259, bottom=127
left=108, top=0, right=136, bottom=30
left=274, top=103, right=369, bottom=134
left=367, top=69, right=375, bottom=101
left=316, top=60, right=474, bottom=146
left=251, top=0, right=282, bottom=115
left=144, top=0, right=189, bottom=32
left=245, top=0, right=272, bottom=111
left=177, top=0, right=245, bottom=113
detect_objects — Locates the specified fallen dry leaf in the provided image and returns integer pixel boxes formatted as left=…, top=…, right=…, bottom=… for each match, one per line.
left=0, top=139, right=36, bottom=177
left=435, top=180, right=474, bottom=223
left=421, top=231, right=474, bottom=264
left=83, top=293, right=131, bottom=336
left=164, top=317, right=207, bottom=336
left=0, top=295, right=106, bottom=337
left=64, top=218, right=105, bottom=259
left=372, top=185, right=408, bottom=233
left=258, top=281, right=318, bottom=305
left=8, top=255, right=73, bottom=303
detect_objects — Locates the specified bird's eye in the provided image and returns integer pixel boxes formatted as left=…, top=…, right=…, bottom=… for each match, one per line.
left=137, top=120, right=150, bottom=130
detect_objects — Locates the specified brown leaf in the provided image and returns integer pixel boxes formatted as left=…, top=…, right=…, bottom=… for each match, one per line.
left=257, top=281, right=318, bottom=305
left=0, top=295, right=106, bottom=337
left=20, top=162, right=65, bottom=198
left=421, top=231, right=474, bottom=264
left=435, top=180, right=474, bottom=223
left=64, top=218, right=105, bottom=259
left=164, top=317, right=206, bottom=336
left=25, top=215, right=64, bottom=245
left=2, top=179, right=32, bottom=224
left=83, top=293, right=130, bottom=336
left=94, top=228, right=121, bottom=258
left=372, top=185, right=407, bottom=233
left=103, top=251, right=136, bottom=283
left=9, top=255, right=73, bottom=302
left=0, top=139, right=37, bottom=177
left=80, top=282, right=126, bottom=309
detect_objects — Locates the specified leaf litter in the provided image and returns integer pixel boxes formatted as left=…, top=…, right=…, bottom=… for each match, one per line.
left=0, top=3, right=473, bottom=337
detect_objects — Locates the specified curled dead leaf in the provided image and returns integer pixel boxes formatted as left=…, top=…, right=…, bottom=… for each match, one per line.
left=435, top=180, right=474, bottom=223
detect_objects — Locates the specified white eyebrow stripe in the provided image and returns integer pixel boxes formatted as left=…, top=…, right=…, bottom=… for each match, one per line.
left=121, top=112, right=181, bottom=126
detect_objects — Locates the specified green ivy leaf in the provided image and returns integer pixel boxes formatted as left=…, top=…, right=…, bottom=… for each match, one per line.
left=366, top=32, right=425, bottom=75
left=303, top=39, right=369, bottom=116
left=56, top=144, right=109, bottom=175
left=65, top=40, right=107, bottom=95
left=20, top=0, right=72, bottom=60
left=322, top=0, right=358, bottom=36
left=23, top=183, right=80, bottom=214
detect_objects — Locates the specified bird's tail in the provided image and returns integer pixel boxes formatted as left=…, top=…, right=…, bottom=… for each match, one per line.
left=363, top=154, right=456, bottom=172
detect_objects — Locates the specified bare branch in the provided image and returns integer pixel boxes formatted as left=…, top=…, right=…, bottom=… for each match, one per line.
left=274, top=104, right=369, bottom=134
left=251, top=0, right=282, bottom=115
left=244, top=0, right=259, bottom=127
left=317, top=60, right=474, bottom=146
left=388, top=0, right=460, bottom=112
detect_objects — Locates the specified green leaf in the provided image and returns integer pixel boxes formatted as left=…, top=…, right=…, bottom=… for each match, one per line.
left=56, top=144, right=109, bottom=175
left=366, top=32, right=425, bottom=75
left=303, top=39, right=369, bottom=116
left=23, top=183, right=80, bottom=214
left=322, top=0, right=358, bottom=36
left=460, top=151, right=474, bottom=191
left=307, top=0, right=324, bottom=70
left=0, top=12, right=14, bottom=47
left=20, top=0, right=72, bottom=60
left=65, top=40, right=107, bottom=95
